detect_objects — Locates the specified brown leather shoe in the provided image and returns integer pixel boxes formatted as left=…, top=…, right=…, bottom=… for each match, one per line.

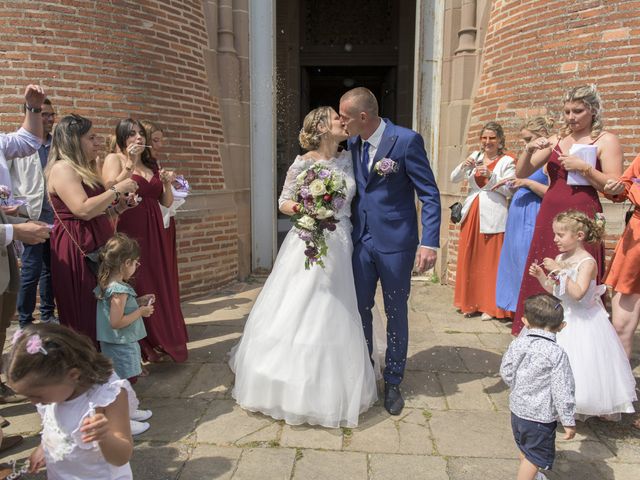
left=0, top=383, right=27, bottom=404
left=0, top=434, right=23, bottom=453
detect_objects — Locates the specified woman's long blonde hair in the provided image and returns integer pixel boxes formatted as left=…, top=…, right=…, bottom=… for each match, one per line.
left=559, top=84, right=603, bottom=140
left=46, top=114, right=102, bottom=188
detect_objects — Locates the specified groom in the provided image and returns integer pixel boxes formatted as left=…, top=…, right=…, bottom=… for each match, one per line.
left=340, top=87, right=441, bottom=415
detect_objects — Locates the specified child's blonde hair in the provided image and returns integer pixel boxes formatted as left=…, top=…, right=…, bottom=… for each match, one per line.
left=97, top=233, right=141, bottom=296
left=6, top=323, right=113, bottom=388
left=553, top=210, right=605, bottom=243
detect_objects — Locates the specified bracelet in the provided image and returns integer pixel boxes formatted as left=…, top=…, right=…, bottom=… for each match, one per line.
left=25, top=103, right=42, bottom=113
left=580, top=165, right=593, bottom=176
left=110, top=186, right=120, bottom=205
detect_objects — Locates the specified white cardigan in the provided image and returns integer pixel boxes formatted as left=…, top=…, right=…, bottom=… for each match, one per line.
left=450, top=152, right=515, bottom=233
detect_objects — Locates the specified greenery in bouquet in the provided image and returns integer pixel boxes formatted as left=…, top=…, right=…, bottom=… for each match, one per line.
left=291, top=164, right=347, bottom=269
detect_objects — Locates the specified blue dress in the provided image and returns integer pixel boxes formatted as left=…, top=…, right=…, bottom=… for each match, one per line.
left=496, top=168, right=548, bottom=312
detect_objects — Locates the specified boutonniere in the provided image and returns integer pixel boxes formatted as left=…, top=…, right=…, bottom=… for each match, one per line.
left=373, top=158, right=399, bottom=177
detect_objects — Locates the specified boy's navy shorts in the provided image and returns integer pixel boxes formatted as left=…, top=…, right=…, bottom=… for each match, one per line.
left=511, top=413, right=557, bottom=470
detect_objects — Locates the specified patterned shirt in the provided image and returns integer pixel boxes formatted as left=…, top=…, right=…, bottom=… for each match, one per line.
left=500, top=328, right=576, bottom=426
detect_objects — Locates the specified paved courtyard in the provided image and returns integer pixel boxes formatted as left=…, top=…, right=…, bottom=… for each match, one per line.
left=2, top=279, right=639, bottom=479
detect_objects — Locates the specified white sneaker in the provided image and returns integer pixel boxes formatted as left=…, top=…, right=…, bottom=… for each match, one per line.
left=130, top=420, right=150, bottom=436
left=130, top=409, right=153, bottom=422
left=480, top=313, right=493, bottom=321
left=535, top=472, right=549, bottom=480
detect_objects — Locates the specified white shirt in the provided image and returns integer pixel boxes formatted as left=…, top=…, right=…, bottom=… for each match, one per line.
left=361, top=118, right=386, bottom=172
left=1, top=127, right=40, bottom=246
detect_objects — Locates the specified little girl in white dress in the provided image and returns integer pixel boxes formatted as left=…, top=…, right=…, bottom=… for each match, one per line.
left=6, top=324, right=137, bottom=479
left=529, top=210, right=636, bottom=420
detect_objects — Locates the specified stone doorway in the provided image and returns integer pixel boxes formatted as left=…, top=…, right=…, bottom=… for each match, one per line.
left=276, top=0, right=417, bottom=244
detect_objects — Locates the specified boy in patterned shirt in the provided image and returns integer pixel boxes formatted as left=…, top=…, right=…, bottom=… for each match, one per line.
left=500, top=293, right=576, bottom=480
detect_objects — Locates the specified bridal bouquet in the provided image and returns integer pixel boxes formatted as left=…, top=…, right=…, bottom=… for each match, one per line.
left=291, top=164, right=347, bottom=269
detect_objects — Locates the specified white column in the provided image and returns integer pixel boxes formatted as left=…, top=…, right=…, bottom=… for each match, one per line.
left=249, top=0, right=276, bottom=270
left=414, top=0, right=444, bottom=177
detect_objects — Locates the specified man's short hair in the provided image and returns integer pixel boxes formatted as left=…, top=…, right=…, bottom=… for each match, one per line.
left=340, top=87, right=379, bottom=116
left=523, top=293, right=564, bottom=330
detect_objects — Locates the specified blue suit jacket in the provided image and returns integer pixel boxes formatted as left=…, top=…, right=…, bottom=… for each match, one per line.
left=349, top=119, right=441, bottom=253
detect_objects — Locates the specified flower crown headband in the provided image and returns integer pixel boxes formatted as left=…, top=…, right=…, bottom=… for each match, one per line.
left=12, top=330, right=48, bottom=355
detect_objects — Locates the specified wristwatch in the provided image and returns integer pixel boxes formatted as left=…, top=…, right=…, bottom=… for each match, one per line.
left=110, top=186, right=121, bottom=204
left=25, top=103, right=42, bottom=113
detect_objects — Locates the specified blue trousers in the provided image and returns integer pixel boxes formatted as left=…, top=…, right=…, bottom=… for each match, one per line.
left=17, top=239, right=55, bottom=327
left=352, top=233, right=415, bottom=385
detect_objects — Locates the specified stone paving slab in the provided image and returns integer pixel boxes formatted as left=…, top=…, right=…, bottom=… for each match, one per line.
left=429, top=410, right=518, bottom=458
left=176, top=444, right=241, bottom=480
left=233, top=448, right=295, bottom=480
left=370, top=453, right=448, bottom=479
left=292, top=450, right=367, bottom=480
left=2, top=280, right=638, bottom=479
left=447, top=457, right=519, bottom=479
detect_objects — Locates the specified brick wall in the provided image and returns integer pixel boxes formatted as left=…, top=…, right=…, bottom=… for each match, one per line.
left=0, top=0, right=238, bottom=295
left=447, top=0, right=640, bottom=284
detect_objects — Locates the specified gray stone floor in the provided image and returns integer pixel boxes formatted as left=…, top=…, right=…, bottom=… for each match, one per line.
left=1, top=279, right=639, bottom=479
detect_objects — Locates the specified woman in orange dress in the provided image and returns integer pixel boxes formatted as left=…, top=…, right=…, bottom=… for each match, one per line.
left=450, top=122, right=515, bottom=320
left=604, top=154, right=640, bottom=358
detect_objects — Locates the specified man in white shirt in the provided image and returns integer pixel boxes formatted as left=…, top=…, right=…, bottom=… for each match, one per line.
left=0, top=85, right=50, bottom=417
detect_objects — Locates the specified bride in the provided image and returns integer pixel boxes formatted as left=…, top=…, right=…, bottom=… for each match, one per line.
left=228, top=106, right=378, bottom=428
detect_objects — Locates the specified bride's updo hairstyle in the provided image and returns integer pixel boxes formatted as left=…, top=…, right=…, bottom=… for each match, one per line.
left=559, top=84, right=603, bottom=140
left=299, top=106, right=332, bottom=151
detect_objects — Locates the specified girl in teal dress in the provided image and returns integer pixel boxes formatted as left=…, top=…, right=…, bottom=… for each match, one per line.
left=94, top=233, right=154, bottom=383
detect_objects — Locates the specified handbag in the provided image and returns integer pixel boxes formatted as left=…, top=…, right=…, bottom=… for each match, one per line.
left=50, top=195, right=112, bottom=277
left=449, top=201, right=463, bottom=224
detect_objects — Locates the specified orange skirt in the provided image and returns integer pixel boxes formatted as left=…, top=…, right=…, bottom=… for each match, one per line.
left=604, top=212, right=640, bottom=295
left=454, top=197, right=513, bottom=319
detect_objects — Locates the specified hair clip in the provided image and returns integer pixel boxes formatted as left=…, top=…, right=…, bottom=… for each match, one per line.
left=25, top=334, right=48, bottom=355
left=554, top=302, right=562, bottom=310
left=11, top=329, right=24, bottom=346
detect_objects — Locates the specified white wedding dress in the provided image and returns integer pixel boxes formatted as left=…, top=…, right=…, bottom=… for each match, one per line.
left=228, top=151, right=378, bottom=428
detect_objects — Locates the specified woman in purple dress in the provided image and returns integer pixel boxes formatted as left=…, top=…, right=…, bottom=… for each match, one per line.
left=512, top=85, right=624, bottom=335
left=102, top=119, right=188, bottom=362
left=46, top=115, right=138, bottom=341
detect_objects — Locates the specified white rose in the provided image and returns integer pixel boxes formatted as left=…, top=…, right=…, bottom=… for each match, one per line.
left=308, top=179, right=326, bottom=197
left=298, top=215, right=316, bottom=230
left=315, top=207, right=335, bottom=219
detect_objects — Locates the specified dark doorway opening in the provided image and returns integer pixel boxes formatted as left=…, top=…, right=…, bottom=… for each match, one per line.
left=301, top=65, right=397, bottom=121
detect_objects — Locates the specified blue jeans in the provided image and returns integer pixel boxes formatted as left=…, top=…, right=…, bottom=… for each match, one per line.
left=17, top=239, right=55, bottom=328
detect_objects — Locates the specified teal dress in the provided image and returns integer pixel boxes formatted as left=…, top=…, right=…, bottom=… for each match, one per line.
left=95, top=282, right=147, bottom=380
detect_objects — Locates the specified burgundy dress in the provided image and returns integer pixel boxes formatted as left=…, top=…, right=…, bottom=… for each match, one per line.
left=50, top=184, right=114, bottom=342
left=512, top=143, right=605, bottom=335
left=117, top=164, right=188, bottom=362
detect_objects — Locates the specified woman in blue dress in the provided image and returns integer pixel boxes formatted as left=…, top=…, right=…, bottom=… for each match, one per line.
left=495, top=118, right=553, bottom=313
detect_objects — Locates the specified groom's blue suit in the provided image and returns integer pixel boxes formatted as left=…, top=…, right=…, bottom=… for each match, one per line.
left=350, top=118, right=441, bottom=385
